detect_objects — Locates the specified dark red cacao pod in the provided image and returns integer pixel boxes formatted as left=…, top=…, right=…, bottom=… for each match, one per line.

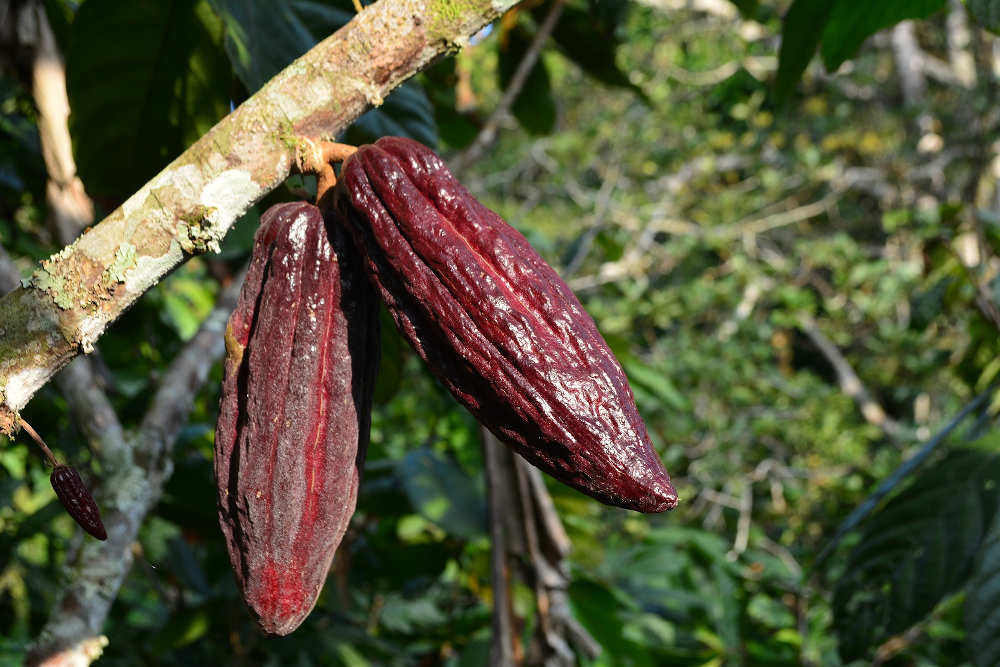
left=50, top=464, right=107, bottom=540
left=214, top=202, right=379, bottom=635
left=335, top=137, right=677, bottom=513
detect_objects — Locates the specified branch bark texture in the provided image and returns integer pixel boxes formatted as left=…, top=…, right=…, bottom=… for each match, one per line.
left=0, top=0, right=520, bottom=434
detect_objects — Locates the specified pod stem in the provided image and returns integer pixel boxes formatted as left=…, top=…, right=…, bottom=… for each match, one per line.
left=18, top=417, right=60, bottom=468
left=294, top=137, right=358, bottom=210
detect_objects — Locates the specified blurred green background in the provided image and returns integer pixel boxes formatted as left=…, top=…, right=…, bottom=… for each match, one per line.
left=2, top=0, right=1000, bottom=664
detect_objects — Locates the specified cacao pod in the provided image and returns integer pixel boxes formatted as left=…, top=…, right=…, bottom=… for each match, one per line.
left=50, top=464, right=107, bottom=540
left=335, top=137, right=677, bottom=513
left=214, top=201, right=379, bottom=635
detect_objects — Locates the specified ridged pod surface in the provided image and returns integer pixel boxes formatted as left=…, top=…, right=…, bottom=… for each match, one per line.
left=50, top=464, right=107, bottom=540
left=335, top=137, right=677, bottom=513
left=214, top=202, right=379, bottom=635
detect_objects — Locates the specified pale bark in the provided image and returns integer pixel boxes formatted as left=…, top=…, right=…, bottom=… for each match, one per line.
left=0, top=0, right=521, bottom=435
left=946, top=0, right=976, bottom=88
left=891, top=21, right=926, bottom=106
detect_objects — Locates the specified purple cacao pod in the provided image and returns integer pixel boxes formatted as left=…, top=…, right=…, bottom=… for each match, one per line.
left=335, top=137, right=677, bottom=513
left=50, top=464, right=107, bottom=540
left=214, top=201, right=379, bottom=635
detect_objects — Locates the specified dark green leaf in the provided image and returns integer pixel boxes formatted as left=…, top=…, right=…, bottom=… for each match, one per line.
left=421, top=60, right=480, bottom=149
left=166, top=536, right=211, bottom=594
left=373, top=308, right=406, bottom=405
left=215, top=205, right=260, bottom=259
left=207, top=0, right=317, bottom=92
left=569, top=578, right=656, bottom=664
left=346, top=81, right=439, bottom=148
left=774, top=0, right=835, bottom=104
left=586, top=0, right=630, bottom=34
left=820, top=0, right=947, bottom=72
left=66, top=0, right=231, bottom=197
left=291, top=0, right=355, bottom=31
left=966, top=0, right=1000, bottom=32
left=542, top=5, right=649, bottom=102
left=833, top=447, right=1000, bottom=662
left=498, top=25, right=556, bottom=135
left=728, top=0, right=759, bottom=18
left=966, top=504, right=1000, bottom=666
left=151, top=603, right=217, bottom=650
left=397, top=448, right=486, bottom=539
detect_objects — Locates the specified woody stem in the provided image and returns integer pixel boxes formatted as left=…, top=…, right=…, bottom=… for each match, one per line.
left=18, top=417, right=60, bottom=467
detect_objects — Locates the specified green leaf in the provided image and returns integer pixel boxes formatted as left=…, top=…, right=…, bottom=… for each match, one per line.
left=66, top=0, right=231, bottom=198
left=774, top=0, right=835, bottom=104
left=833, top=447, right=1000, bottom=662
left=966, top=0, right=1000, bottom=33
left=498, top=25, right=557, bottom=135
left=346, top=81, right=439, bottom=148
left=542, top=5, right=649, bottom=102
left=166, top=536, right=211, bottom=595
left=622, top=359, right=691, bottom=411
left=966, top=504, right=1000, bottom=666
left=397, top=448, right=486, bottom=539
left=151, top=603, right=215, bottom=650
left=421, top=60, right=480, bottom=149
left=569, top=578, right=656, bottom=665
left=373, top=308, right=406, bottom=405
left=728, top=0, right=759, bottom=18
left=820, top=0, right=947, bottom=72
left=207, top=0, right=319, bottom=92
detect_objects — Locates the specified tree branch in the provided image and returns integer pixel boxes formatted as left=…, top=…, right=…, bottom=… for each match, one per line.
left=25, top=0, right=94, bottom=243
left=26, top=268, right=246, bottom=667
left=0, top=0, right=522, bottom=434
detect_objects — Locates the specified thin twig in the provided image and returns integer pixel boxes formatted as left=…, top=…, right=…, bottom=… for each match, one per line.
left=453, top=0, right=567, bottom=172
left=17, top=417, right=59, bottom=467
left=729, top=483, right=752, bottom=559
left=797, top=314, right=911, bottom=443
left=483, top=429, right=516, bottom=667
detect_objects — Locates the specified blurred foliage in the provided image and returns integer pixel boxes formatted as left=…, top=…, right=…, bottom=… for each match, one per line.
left=2, top=0, right=1000, bottom=665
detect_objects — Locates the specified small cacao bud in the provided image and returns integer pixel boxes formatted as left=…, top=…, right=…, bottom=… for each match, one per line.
left=50, top=464, right=107, bottom=540
left=214, top=202, right=379, bottom=635
left=335, top=137, right=677, bottom=513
